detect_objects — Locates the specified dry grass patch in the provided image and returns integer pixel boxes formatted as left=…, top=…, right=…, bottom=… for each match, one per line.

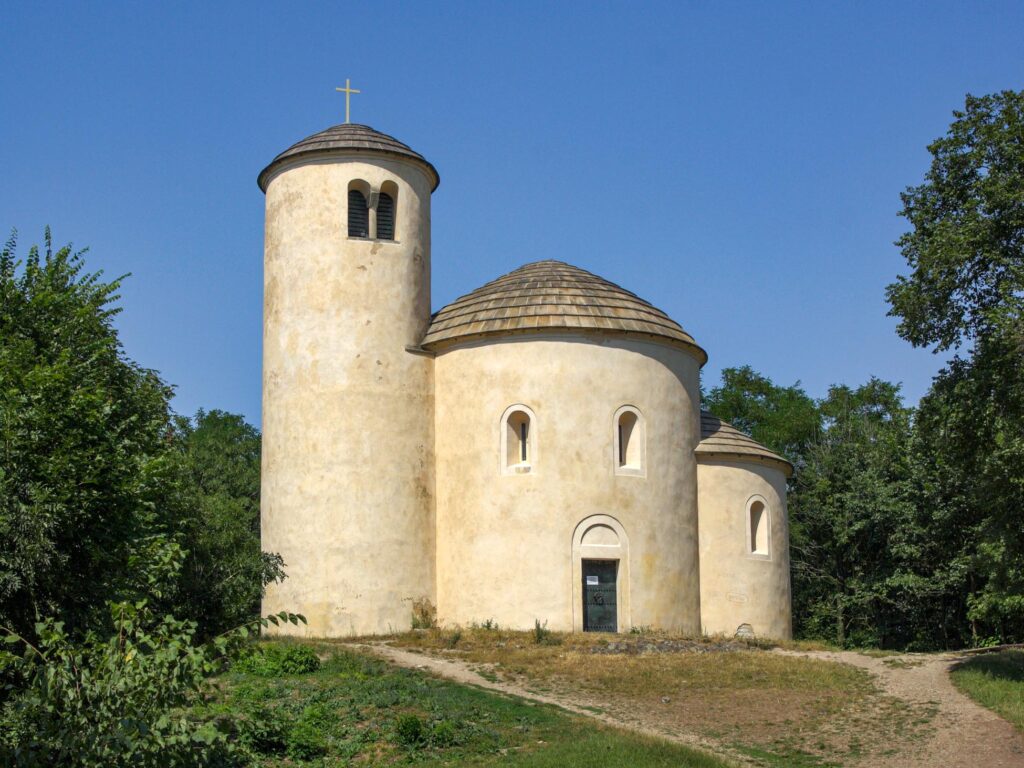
left=385, top=628, right=936, bottom=766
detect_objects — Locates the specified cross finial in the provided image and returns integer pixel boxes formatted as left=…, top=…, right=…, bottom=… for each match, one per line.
left=335, top=79, right=361, bottom=124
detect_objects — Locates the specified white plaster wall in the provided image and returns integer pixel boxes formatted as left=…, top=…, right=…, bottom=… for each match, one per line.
left=696, top=460, right=792, bottom=639
left=433, top=335, right=703, bottom=633
left=261, top=155, right=436, bottom=637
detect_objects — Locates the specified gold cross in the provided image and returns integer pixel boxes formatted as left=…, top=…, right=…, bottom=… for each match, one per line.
left=335, top=79, right=361, bottom=124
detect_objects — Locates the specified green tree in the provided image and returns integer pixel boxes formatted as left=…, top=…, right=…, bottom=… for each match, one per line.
left=0, top=230, right=174, bottom=638
left=789, top=380, right=919, bottom=647
left=887, top=90, right=1024, bottom=645
left=171, top=410, right=284, bottom=637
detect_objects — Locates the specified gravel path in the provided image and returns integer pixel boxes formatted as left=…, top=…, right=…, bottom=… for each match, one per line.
left=349, top=642, right=1024, bottom=767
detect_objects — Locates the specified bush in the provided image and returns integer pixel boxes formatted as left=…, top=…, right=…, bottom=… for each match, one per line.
left=237, top=707, right=288, bottom=755
left=0, top=602, right=237, bottom=767
left=285, top=719, right=326, bottom=760
left=395, top=714, right=426, bottom=747
left=235, top=643, right=321, bottom=676
left=430, top=719, right=459, bottom=747
left=0, top=604, right=305, bottom=767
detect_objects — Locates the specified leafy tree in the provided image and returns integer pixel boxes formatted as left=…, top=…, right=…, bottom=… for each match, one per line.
left=0, top=230, right=174, bottom=638
left=887, top=90, right=1024, bottom=645
left=886, top=90, right=1024, bottom=352
left=171, top=410, right=284, bottom=637
left=789, top=380, right=918, bottom=647
left=703, top=365, right=820, bottom=468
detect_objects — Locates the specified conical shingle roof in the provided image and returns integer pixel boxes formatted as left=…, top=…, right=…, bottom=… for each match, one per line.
left=258, top=124, right=439, bottom=191
left=420, top=260, right=706, bottom=361
left=696, top=411, right=793, bottom=476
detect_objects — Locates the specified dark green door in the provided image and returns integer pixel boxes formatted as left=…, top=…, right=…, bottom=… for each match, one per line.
left=582, top=560, right=618, bottom=632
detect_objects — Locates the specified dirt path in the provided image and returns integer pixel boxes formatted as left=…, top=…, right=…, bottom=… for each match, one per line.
left=349, top=642, right=1024, bottom=768
left=777, top=648, right=1024, bottom=768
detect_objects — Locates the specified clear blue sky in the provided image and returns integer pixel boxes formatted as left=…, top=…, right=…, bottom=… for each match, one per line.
left=3, top=2, right=1022, bottom=426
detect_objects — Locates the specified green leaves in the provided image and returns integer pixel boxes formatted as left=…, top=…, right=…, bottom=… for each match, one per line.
left=170, top=409, right=286, bottom=639
left=885, top=90, right=1024, bottom=647
left=887, top=90, right=1024, bottom=352
left=0, top=229, right=174, bottom=639
left=1, top=602, right=237, bottom=767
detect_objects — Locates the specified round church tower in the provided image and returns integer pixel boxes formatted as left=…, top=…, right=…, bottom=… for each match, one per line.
left=258, top=124, right=439, bottom=636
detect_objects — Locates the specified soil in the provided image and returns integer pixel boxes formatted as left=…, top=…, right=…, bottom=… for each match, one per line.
left=348, top=641, right=1024, bottom=768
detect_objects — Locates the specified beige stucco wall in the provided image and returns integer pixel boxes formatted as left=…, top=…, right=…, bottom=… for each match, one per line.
left=696, top=460, right=792, bottom=639
left=433, top=334, right=703, bottom=633
left=261, top=155, right=436, bottom=637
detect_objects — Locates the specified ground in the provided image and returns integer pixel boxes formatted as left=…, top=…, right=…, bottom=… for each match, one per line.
left=346, top=629, right=1024, bottom=767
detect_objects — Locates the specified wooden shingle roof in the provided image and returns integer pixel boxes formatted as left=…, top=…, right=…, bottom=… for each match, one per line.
left=258, top=124, right=439, bottom=192
left=420, top=260, right=706, bottom=362
left=696, top=411, right=793, bottom=476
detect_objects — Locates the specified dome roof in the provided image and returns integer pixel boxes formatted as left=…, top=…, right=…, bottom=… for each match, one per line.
left=421, top=260, right=705, bottom=361
left=257, top=124, right=439, bottom=192
left=696, top=411, right=793, bottom=476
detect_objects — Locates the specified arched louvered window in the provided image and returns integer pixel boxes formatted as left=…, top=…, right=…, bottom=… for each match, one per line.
left=377, top=192, right=395, bottom=241
left=348, top=188, right=369, bottom=238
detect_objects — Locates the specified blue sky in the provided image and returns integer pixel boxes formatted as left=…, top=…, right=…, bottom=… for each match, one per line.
left=2, top=2, right=1021, bottom=425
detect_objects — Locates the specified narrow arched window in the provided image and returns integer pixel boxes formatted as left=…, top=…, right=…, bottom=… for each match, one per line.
left=613, top=406, right=645, bottom=476
left=348, top=188, right=369, bottom=238
left=376, top=193, right=395, bottom=240
left=377, top=181, right=398, bottom=241
left=501, top=405, right=536, bottom=474
left=748, top=499, right=770, bottom=557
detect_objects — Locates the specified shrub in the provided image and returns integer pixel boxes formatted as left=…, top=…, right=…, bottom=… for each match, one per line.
left=430, top=719, right=459, bottom=747
left=445, top=629, right=462, bottom=649
left=237, top=706, right=289, bottom=755
left=286, top=718, right=326, bottom=760
left=0, top=604, right=305, bottom=767
left=235, top=643, right=320, bottom=676
left=0, top=602, right=236, bottom=767
left=395, top=713, right=426, bottom=747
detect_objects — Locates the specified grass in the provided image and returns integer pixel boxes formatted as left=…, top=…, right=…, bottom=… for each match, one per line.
left=198, top=641, right=728, bottom=766
left=950, top=650, right=1024, bottom=732
left=382, top=627, right=937, bottom=766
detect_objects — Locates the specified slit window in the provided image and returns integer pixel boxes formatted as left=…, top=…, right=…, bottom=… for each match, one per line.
left=348, top=188, right=369, bottom=238
left=377, top=192, right=395, bottom=240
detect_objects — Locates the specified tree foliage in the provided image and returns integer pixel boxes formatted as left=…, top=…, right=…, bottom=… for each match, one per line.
left=790, top=380, right=919, bottom=647
left=171, top=410, right=284, bottom=637
left=887, top=90, right=1024, bottom=645
left=0, top=230, right=173, bottom=638
left=703, top=366, right=820, bottom=469
left=886, top=90, right=1024, bottom=352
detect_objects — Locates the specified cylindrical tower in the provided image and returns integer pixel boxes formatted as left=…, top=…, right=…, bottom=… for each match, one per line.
left=696, top=413, right=793, bottom=639
left=258, top=124, right=439, bottom=636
